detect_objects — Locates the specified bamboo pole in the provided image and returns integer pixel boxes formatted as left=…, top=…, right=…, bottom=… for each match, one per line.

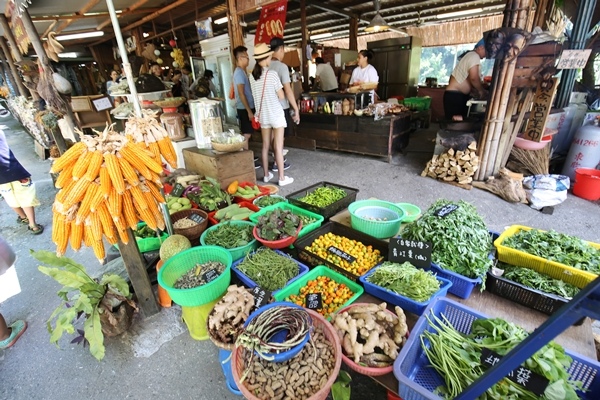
left=0, top=37, right=27, bottom=97
left=493, top=87, right=519, bottom=172
left=501, top=88, right=535, bottom=167
left=0, top=14, right=37, bottom=100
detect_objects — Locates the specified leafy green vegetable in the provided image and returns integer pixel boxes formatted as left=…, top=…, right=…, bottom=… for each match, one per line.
left=255, top=195, right=285, bottom=208
left=186, top=177, right=232, bottom=211
left=503, top=228, right=600, bottom=274
left=331, top=370, right=352, bottom=400
left=299, top=185, right=347, bottom=207
left=235, top=247, right=299, bottom=291
left=422, top=315, right=581, bottom=400
left=367, top=261, right=441, bottom=302
left=256, top=208, right=301, bottom=241
left=401, top=199, right=492, bottom=282
left=498, top=262, right=580, bottom=299
left=204, top=222, right=254, bottom=249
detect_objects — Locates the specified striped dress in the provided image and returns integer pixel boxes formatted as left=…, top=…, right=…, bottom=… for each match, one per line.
left=249, top=68, right=286, bottom=129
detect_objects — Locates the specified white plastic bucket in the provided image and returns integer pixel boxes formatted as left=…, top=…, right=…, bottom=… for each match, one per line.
left=561, top=124, right=600, bottom=180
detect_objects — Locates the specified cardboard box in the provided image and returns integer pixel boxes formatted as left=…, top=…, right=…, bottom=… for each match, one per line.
left=183, top=148, right=256, bottom=190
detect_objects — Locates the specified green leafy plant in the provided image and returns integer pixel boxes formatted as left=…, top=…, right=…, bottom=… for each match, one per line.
left=256, top=209, right=301, bottom=241
left=33, top=250, right=137, bottom=361
left=331, top=370, right=352, bottom=400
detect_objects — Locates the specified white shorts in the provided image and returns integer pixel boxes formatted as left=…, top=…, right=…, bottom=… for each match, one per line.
left=0, top=178, right=40, bottom=208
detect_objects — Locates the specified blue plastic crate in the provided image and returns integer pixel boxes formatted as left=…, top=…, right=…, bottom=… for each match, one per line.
left=393, top=297, right=600, bottom=400
left=218, top=349, right=242, bottom=396
left=231, top=248, right=310, bottom=295
left=359, top=264, right=453, bottom=316
left=425, top=231, right=500, bottom=299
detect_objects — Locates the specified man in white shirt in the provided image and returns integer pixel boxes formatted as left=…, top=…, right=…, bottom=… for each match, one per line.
left=444, top=38, right=488, bottom=120
left=315, top=58, right=338, bottom=92
left=269, top=37, right=301, bottom=172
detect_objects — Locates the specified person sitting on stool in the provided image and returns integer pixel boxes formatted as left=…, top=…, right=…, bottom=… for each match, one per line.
left=443, top=38, right=488, bottom=121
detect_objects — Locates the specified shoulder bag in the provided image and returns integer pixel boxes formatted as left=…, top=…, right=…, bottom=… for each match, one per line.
left=252, top=70, right=269, bottom=131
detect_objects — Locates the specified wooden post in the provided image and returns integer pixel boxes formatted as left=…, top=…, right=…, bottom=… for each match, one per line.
left=227, top=0, right=244, bottom=50
left=90, top=45, right=109, bottom=83
left=118, top=230, right=160, bottom=317
left=349, top=17, right=358, bottom=51
left=300, top=0, right=308, bottom=90
left=0, top=13, right=38, bottom=100
left=0, top=59, right=18, bottom=95
left=0, top=37, right=28, bottom=97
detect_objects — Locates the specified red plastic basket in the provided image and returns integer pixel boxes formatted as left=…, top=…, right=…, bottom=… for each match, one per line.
left=207, top=201, right=259, bottom=225
left=232, top=181, right=270, bottom=204
left=252, top=223, right=302, bottom=249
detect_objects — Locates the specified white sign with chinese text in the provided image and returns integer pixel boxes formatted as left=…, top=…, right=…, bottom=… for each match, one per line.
left=557, top=49, right=592, bottom=70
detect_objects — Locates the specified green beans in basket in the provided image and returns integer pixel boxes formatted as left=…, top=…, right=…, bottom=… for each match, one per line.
left=299, top=186, right=347, bottom=207
left=367, top=261, right=441, bottom=302
left=235, top=247, right=299, bottom=291
left=204, top=222, right=254, bottom=249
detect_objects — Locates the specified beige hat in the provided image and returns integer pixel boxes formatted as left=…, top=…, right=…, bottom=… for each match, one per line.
left=254, top=43, right=273, bottom=60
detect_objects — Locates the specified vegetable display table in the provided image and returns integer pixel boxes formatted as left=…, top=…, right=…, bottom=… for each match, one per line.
left=329, top=209, right=598, bottom=396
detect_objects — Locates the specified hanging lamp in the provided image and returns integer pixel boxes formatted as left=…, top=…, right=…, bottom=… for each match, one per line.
left=365, top=0, right=389, bottom=32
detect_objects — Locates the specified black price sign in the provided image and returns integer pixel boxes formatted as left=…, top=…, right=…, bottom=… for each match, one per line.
left=305, top=293, right=322, bottom=310
left=202, top=268, right=219, bottom=283
left=327, top=246, right=356, bottom=263
left=480, top=349, right=549, bottom=396
left=251, top=286, right=271, bottom=309
left=388, top=238, right=432, bottom=268
left=171, top=183, right=185, bottom=197
left=434, top=204, right=459, bottom=218
left=189, top=213, right=205, bottom=224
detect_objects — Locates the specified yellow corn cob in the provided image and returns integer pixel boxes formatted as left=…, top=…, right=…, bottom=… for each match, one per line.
left=128, top=185, right=149, bottom=210
left=142, top=184, right=156, bottom=208
left=69, top=221, right=83, bottom=251
left=97, top=202, right=116, bottom=243
left=117, top=146, right=152, bottom=180
left=75, top=182, right=99, bottom=223
left=72, top=150, right=94, bottom=181
left=56, top=179, right=77, bottom=203
left=107, top=188, right=123, bottom=219
left=152, top=204, right=166, bottom=231
left=121, top=190, right=139, bottom=230
left=62, top=178, right=91, bottom=210
left=148, top=170, right=163, bottom=186
left=119, top=143, right=163, bottom=174
left=50, top=142, right=86, bottom=173
left=52, top=212, right=64, bottom=243
left=148, top=141, right=161, bottom=161
left=112, top=211, right=130, bottom=245
left=56, top=219, right=70, bottom=256
left=146, top=181, right=166, bottom=204
left=157, top=138, right=178, bottom=168
left=99, top=165, right=112, bottom=199
left=89, top=186, right=106, bottom=213
left=84, top=151, right=103, bottom=182
left=89, top=211, right=103, bottom=242
left=92, top=240, right=106, bottom=263
left=138, top=206, right=157, bottom=230
left=117, top=156, right=140, bottom=186
left=83, top=220, right=93, bottom=247
left=115, top=226, right=129, bottom=244
left=103, top=152, right=126, bottom=194
left=55, top=162, right=75, bottom=189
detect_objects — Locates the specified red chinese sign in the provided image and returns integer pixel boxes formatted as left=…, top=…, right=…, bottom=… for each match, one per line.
left=255, top=0, right=287, bottom=45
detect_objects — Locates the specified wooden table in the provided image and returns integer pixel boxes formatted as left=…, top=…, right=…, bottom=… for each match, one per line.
left=330, top=209, right=598, bottom=395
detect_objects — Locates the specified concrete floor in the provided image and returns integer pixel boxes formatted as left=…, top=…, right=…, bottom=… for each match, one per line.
left=0, top=113, right=599, bottom=400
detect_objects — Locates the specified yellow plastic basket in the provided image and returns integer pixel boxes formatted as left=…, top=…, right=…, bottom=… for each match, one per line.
left=494, top=225, right=600, bottom=289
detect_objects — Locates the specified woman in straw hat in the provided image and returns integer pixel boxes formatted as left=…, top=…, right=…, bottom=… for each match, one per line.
left=249, top=43, right=294, bottom=187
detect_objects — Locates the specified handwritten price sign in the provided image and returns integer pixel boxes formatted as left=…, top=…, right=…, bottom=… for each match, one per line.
left=255, top=0, right=288, bottom=45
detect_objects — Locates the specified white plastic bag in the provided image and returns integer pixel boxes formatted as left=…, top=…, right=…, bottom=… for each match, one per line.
left=523, top=174, right=570, bottom=210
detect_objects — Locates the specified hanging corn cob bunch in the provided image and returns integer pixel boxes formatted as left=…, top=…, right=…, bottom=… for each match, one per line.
left=124, top=110, right=178, bottom=169
left=50, top=124, right=166, bottom=263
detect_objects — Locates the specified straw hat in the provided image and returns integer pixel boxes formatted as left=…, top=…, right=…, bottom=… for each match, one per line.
left=254, top=43, right=273, bottom=60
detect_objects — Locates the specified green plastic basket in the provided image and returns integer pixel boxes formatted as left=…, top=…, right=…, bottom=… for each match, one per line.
left=157, top=246, right=232, bottom=307
left=199, top=221, right=259, bottom=261
left=249, top=202, right=324, bottom=239
left=114, top=222, right=168, bottom=252
left=348, top=200, right=405, bottom=239
left=274, top=265, right=364, bottom=321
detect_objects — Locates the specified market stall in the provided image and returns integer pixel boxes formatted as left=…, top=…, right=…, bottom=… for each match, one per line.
left=295, top=91, right=412, bottom=163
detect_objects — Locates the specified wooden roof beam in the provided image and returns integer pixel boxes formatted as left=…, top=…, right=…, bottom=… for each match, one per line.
left=30, top=8, right=161, bottom=22
left=96, top=0, right=152, bottom=31
left=53, top=0, right=101, bottom=35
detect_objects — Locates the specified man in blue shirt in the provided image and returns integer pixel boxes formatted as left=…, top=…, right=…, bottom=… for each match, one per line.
left=232, top=46, right=255, bottom=151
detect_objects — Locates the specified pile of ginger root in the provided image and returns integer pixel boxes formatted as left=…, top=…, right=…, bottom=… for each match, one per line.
left=333, top=302, right=408, bottom=368
left=208, top=285, right=255, bottom=345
